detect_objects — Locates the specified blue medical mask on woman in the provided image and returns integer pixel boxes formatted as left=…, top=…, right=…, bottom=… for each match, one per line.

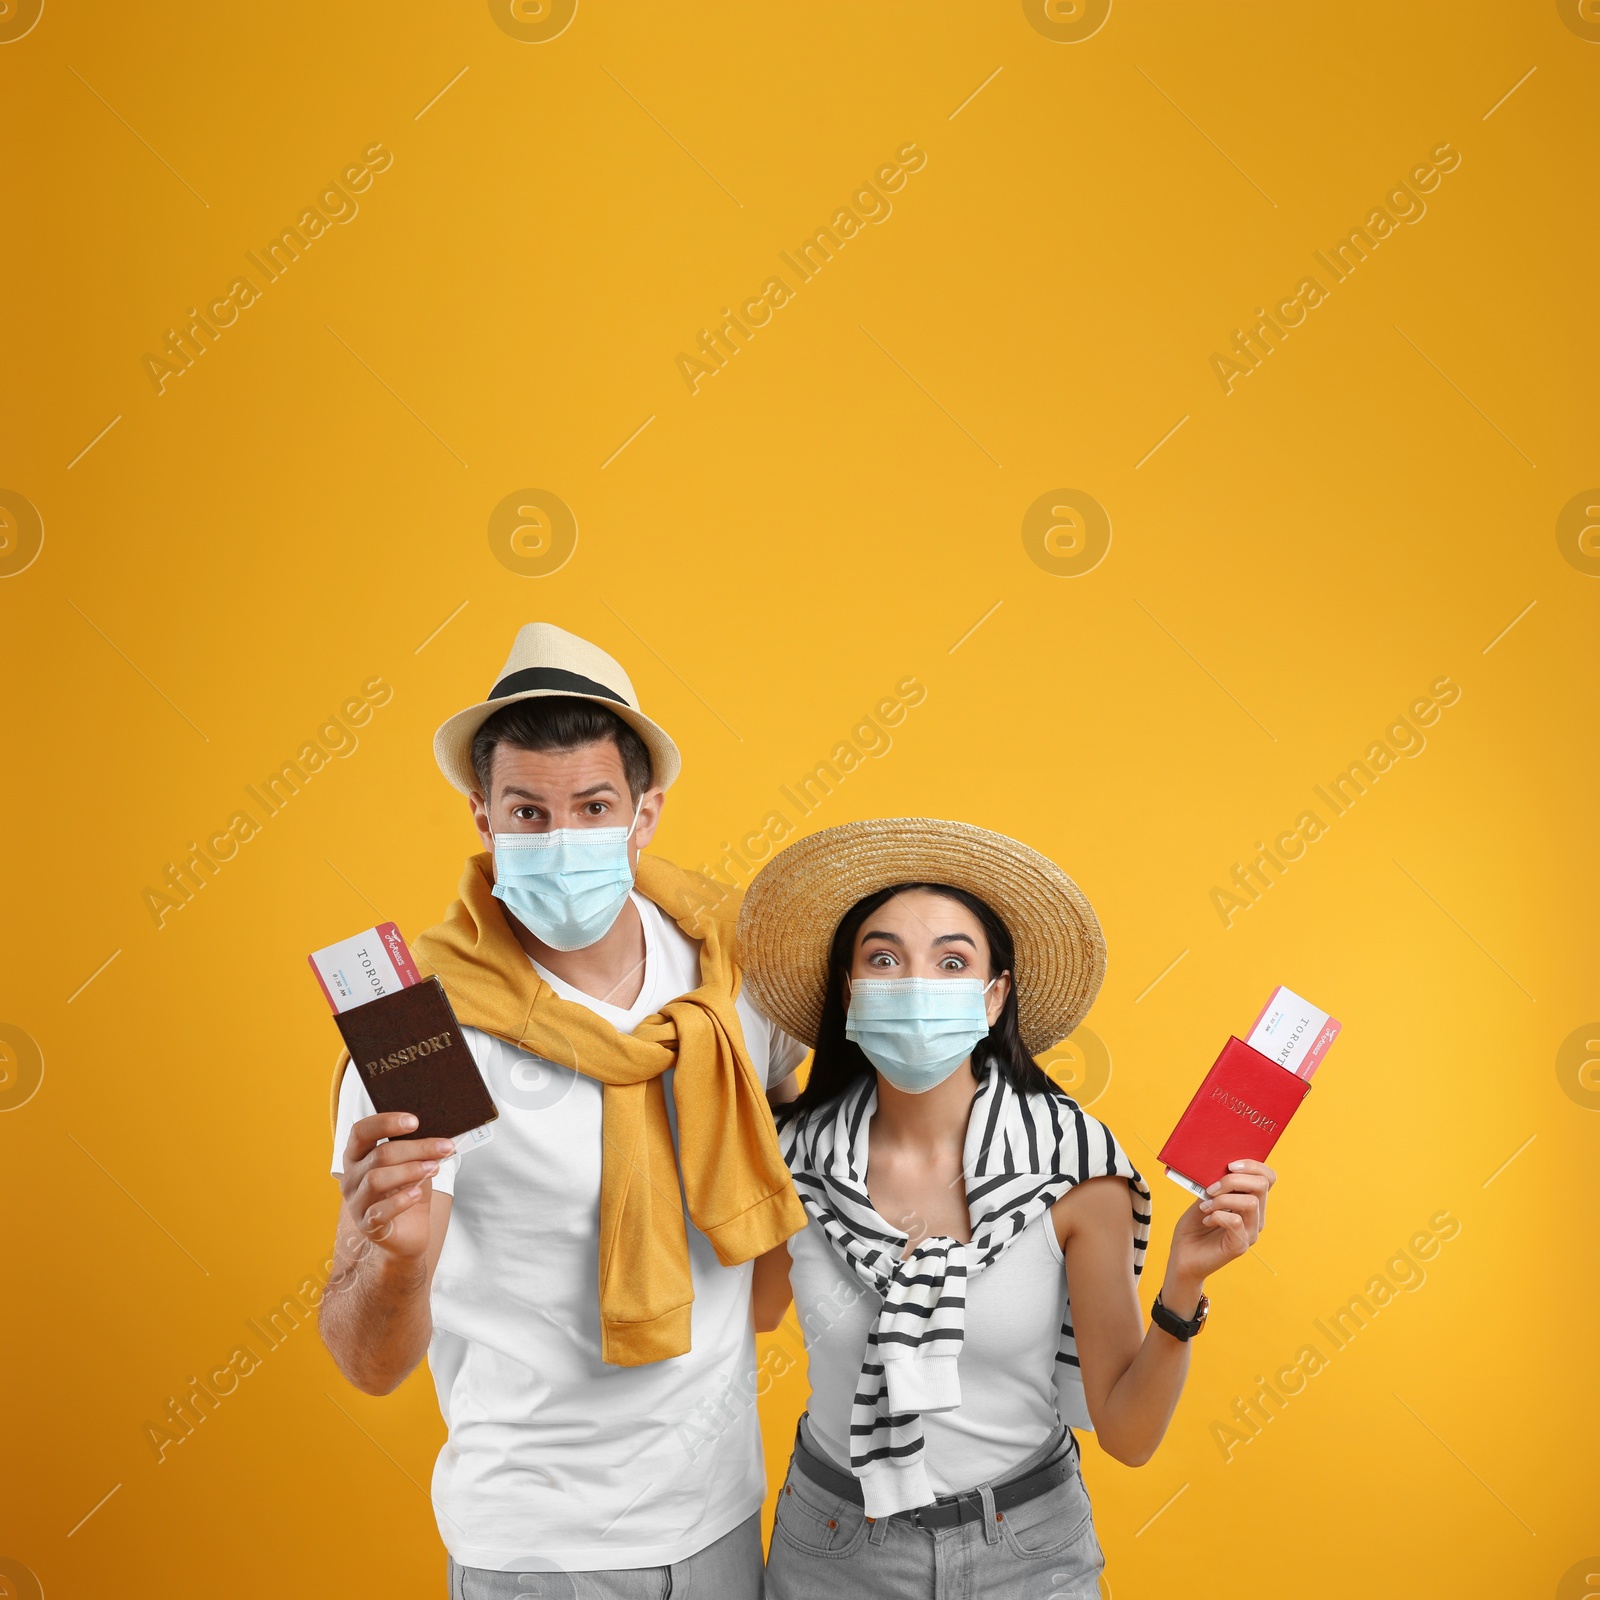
left=492, top=801, right=641, bottom=951
left=845, top=975, right=999, bottom=1094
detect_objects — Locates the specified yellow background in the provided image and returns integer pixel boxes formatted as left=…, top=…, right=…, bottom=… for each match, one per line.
left=3, top=1, right=1596, bottom=1595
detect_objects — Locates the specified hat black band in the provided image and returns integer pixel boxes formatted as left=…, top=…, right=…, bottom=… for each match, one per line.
left=488, top=666, right=629, bottom=707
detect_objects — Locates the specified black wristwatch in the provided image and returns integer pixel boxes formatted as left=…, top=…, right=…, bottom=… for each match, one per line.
left=1151, top=1288, right=1209, bottom=1341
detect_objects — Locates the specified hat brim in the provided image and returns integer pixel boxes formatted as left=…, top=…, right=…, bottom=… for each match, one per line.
left=433, top=690, right=682, bottom=796
left=736, top=818, right=1106, bottom=1057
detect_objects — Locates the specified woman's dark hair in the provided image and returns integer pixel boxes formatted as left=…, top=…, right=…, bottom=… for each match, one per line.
left=777, top=882, right=1064, bottom=1125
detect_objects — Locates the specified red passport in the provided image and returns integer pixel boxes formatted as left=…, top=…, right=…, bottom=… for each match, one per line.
left=1158, top=1036, right=1313, bottom=1195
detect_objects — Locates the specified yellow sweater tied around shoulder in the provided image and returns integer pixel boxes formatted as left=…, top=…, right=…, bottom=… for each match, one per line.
left=330, top=852, right=805, bottom=1366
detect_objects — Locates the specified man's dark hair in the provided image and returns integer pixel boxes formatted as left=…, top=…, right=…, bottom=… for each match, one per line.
left=776, top=882, right=1062, bottom=1128
left=470, top=695, right=653, bottom=801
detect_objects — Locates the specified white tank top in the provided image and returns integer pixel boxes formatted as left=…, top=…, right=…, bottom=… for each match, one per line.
left=789, top=1211, right=1070, bottom=1493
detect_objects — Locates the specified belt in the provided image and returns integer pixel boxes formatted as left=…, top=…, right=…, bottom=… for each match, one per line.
left=790, top=1421, right=1079, bottom=1531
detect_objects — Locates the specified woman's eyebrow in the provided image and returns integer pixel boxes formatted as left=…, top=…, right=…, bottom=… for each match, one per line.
left=931, top=932, right=976, bottom=948
left=859, top=928, right=904, bottom=945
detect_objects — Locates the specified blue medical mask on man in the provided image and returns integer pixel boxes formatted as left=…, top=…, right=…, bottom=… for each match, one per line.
left=845, top=975, right=1000, bottom=1094
left=491, top=799, right=642, bottom=951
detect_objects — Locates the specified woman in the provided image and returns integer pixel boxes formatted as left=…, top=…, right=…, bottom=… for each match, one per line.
left=737, top=818, right=1276, bottom=1598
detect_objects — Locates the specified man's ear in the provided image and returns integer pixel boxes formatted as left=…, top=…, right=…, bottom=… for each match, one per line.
left=630, top=787, right=666, bottom=853
left=468, top=789, right=495, bottom=852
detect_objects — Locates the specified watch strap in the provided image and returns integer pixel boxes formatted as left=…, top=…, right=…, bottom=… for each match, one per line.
left=1151, top=1288, right=1209, bottom=1340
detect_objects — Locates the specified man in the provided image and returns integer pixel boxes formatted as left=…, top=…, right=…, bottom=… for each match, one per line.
left=320, top=622, right=807, bottom=1596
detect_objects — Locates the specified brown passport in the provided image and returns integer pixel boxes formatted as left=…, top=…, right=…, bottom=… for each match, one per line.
left=334, top=977, right=498, bottom=1143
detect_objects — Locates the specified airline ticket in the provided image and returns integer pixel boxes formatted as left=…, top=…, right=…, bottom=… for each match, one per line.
left=1246, top=985, right=1341, bottom=1079
left=308, top=922, right=421, bottom=1014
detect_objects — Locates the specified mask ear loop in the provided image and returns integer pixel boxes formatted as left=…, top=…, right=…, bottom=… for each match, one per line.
left=623, top=793, right=644, bottom=842
left=980, top=973, right=1010, bottom=1027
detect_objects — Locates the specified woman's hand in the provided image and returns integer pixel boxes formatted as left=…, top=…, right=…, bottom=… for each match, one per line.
left=1167, top=1159, right=1277, bottom=1289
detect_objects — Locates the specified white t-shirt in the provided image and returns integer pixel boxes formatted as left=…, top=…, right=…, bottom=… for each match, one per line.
left=788, top=1212, right=1069, bottom=1493
left=330, top=891, right=806, bottom=1573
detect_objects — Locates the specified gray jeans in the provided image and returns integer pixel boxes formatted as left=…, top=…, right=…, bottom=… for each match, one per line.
left=764, top=1429, right=1105, bottom=1599
left=447, top=1511, right=763, bottom=1599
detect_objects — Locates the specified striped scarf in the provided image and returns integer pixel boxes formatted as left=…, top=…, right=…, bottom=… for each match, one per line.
left=780, top=1066, right=1152, bottom=1518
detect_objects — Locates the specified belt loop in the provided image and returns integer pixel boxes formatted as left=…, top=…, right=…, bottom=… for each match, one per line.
left=978, top=1481, right=1000, bottom=1546
left=868, top=1512, right=890, bottom=1547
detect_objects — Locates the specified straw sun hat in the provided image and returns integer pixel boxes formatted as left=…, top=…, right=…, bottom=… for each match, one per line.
left=432, top=621, right=681, bottom=796
left=736, top=818, right=1107, bottom=1057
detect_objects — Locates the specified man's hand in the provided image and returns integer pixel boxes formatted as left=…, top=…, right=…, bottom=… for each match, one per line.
left=338, top=1112, right=454, bottom=1261
left=322, top=1112, right=455, bottom=1395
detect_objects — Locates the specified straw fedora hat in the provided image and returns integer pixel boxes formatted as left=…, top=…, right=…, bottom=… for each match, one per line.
left=432, top=622, right=682, bottom=795
left=736, top=818, right=1106, bottom=1057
